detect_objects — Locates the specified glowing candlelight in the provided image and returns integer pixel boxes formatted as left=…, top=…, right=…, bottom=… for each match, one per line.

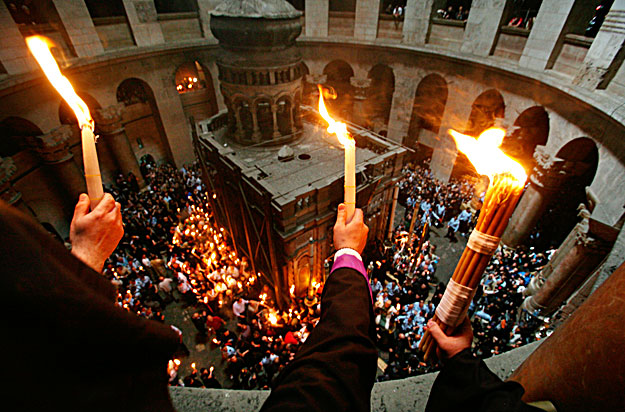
left=26, top=36, right=103, bottom=209
left=318, top=85, right=356, bottom=222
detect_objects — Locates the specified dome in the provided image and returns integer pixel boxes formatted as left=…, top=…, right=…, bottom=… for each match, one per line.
left=211, top=0, right=302, bottom=20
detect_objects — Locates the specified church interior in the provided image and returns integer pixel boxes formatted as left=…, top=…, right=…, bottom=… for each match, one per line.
left=2, top=0, right=625, bottom=411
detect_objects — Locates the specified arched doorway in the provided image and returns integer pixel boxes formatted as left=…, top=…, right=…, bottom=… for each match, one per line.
left=300, top=62, right=314, bottom=105
left=174, top=61, right=218, bottom=122
left=502, top=106, right=549, bottom=170
left=452, top=88, right=505, bottom=179
left=407, top=74, right=448, bottom=163
left=0, top=117, right=43, bottom=157
left=116, top=78, right=172, bottom=164
left=367, top=64, right=394, bottom=131
left=537, top=138, right=599, bottom=247
left=323, top=60, right=354, bottom=121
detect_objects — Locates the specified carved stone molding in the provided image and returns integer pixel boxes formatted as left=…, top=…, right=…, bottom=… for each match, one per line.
left=28, top=125, right=73, bottom=164
left=93, top=104, right=125, bottom=134
left=349, top=77, right=372, bottom=100
left=0, top=157, right=21, bottom=204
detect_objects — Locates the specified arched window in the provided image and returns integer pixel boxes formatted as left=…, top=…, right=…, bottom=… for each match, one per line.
left=367, top=64, right=395, bottom=128
left=323, top=60, right=354, bottom=121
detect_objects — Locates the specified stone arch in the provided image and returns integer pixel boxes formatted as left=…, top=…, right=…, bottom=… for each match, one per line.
left=323, top=60, right=354, bottom=121
left=300, top=62, right=315, bottom=105
left=367, top=64, right=395, bottom=128
left=174, top=61, right=219, bottom=122
left=538, top=138, right=600, bottom=246
left=255, top=97, right=274, bottom=141
left=276, top=95, right=293, bottom=136
left=407, top=74, right=448, bottom=149
left=116, top=78, right=173, bottom=164
left=465, top=89, right=505, bottom=137
left=235, top=97, right=254, bottom=141
left=502, top=106, right=550, bottom=169
left=0, top=117, right=44, bottom=157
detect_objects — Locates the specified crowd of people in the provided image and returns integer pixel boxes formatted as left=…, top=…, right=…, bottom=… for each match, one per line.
left=365, top=164, right=553, bottom=381
left=99, top=160, right=324, bottom=390
left=96, top=158, right=551, bottom=389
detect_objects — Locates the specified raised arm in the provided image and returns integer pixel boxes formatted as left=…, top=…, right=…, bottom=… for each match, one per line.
left=260, top=204, right=377, bottom=412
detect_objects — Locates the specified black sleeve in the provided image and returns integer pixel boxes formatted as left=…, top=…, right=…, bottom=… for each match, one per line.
left=425, top=349, right=542, bottom=412
left=260, top=266, right=378, bottom=412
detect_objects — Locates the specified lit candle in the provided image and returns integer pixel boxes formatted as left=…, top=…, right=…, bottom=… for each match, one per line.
left=26, top=36, right=103, bottom=209
left=318, top=85, right=356, bottom=222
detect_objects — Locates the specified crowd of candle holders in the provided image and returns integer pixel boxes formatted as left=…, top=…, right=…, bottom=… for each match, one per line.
left=98, top=159, right=556, bottom=388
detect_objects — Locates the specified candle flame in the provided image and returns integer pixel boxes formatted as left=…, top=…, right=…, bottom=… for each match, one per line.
left=450, top=128, right=527, bottom=187
left=25, top=36, right=94, bottom=131
left=317, top=85, right=355, bottom=148
left=268, top=311, right=279, bottom=326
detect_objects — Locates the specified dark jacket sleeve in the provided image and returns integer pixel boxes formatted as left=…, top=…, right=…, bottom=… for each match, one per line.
left=425, top=349, right=542, bottom=412
left=260, top=266, right=378, bottom=412
left=1, top=201, right=179, bottom=412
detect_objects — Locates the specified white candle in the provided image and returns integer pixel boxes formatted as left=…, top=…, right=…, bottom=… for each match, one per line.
left=344, top=140, right=356, bottom=222
left=81, top=126, right=103, bottom=210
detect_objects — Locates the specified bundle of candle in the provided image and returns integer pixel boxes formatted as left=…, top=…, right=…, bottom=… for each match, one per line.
left=419, top=128, right=527, bottom=361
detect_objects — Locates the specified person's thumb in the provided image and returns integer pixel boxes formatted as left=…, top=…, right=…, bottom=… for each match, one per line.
left=336, top=203, right=346, bottom=226
left=73, top=193, right=90, bottom=218
left=427, top=320, right=447, bottom=345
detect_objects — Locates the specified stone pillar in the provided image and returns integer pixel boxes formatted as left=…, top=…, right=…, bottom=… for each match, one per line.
left=271, top=104, right=281, bottom=139
left=28, top=125, right=87, bottom=208
left=460, top=0, right=510, bottom=56
left=519, top=0, right=578, bottom=71
left=502, top=148, right=573, bottom=247
left=386, top=67, right=418, bottom=143
left=93, top=104, right=144, bottom=188
left=51, top=0, right=104, bottom=57
left=121, top=0, right=164, bottom=47
left=304, top=0, right=329, bottom=37
left=402, top=0, right=434, bottom=44
left=251, top=108, right=262, bottom=142
left=354, top=0, right=381, bottom=41
left=573, top=0, right=625, bottom=89
left=350, top=77, right=372, bottom=127
left=0, top=1, right=37, bottom=74
left=521, top=207, right=617, bottom=316
left=387, top=184, right=399, bottom=239
left=509, top=259, right=625, bottom=411
left=196, top=0, right=220, bottom=40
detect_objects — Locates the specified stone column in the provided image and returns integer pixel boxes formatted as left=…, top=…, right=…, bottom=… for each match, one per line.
left=28, top=125, right=87, bottom=208
left=94, top=104, right=145, bottom=188
left=402, top=0, right=434, bottom=44
left=354, top=0, right=381, bottom=41
left=519, top=0, right=579, bottom=71
left=350, top=77, right=372, bottom=127
left=250, top=107, right=262, bottom=142
left=51, top=0, right=104, bottom=57
left=460, top=0, right=510, bottom=56
left=121, top=0, right=164, bottom=47
left=509, top=259, right=625, bottom=411
left=0, top=1, right=37, bottom=74
left=502, top=148, right=573, bottom=247
left=196, top=0, right=220, bottom=40
left=386, top=66, right=418, bottom=143
left=387, top=184, right=399, bottom=239
left=573, top=0, right=625, bottom=89
left=521, top=207, right=617, bottom=317
left=271, top=104, right=281, bottom=139
left=304, top=0, right=329, bottom=37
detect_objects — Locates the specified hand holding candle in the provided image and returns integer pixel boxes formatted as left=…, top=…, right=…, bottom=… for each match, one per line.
left=419, top=127, right=527, bottom=361
left=318, top=85, right=356, bottom=222
left=26, top=36, right=103, bottom=210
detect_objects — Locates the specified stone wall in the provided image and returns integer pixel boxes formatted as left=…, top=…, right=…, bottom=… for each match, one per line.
left=168, top=341, right=542, bottom=412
